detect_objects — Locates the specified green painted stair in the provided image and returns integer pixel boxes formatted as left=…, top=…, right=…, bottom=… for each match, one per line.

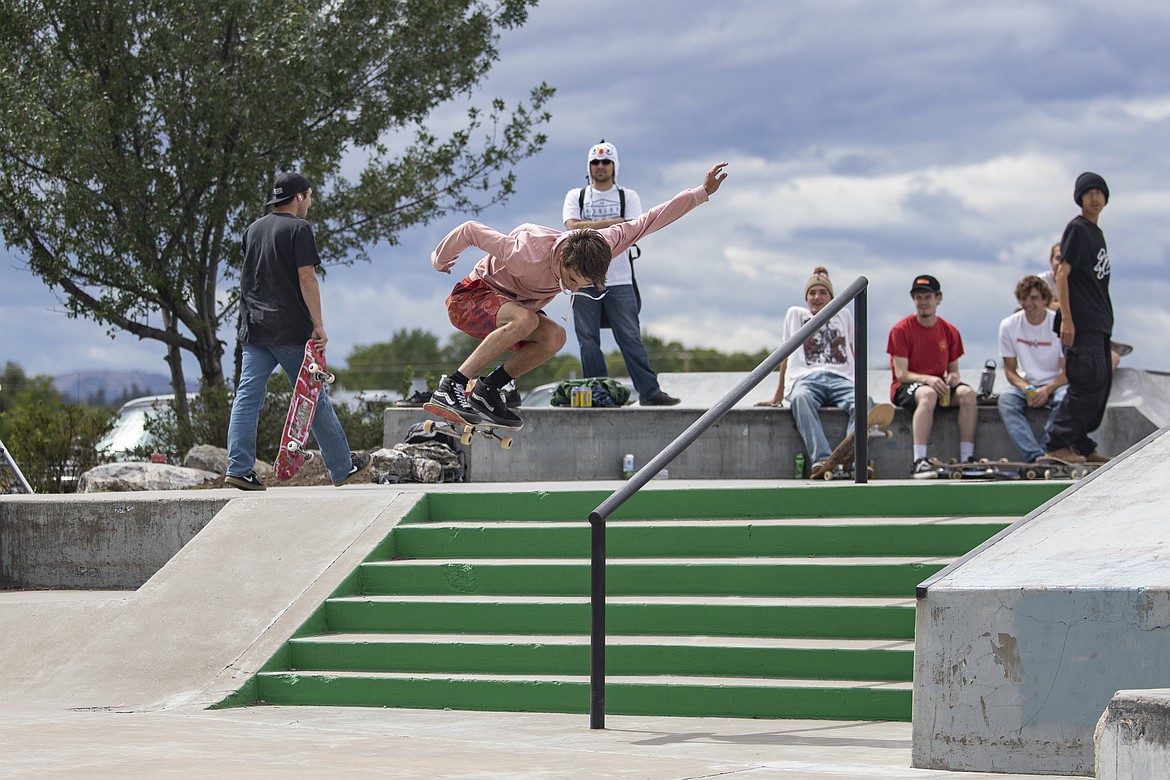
left=226, top=483, right=1063, bottom=721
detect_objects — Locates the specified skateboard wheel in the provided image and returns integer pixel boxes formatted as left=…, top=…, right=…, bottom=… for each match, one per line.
left=500, top=437, right=513, bottom=449
left=949, top=469, right=963, bottom=480
left=1043, top=469, right=1054, bottom=479
left=460, top=431, right=473, bottom=446
left=1024, top=468, right=1038, bottom=480
left=287, top=441, right=300, bottom=453
left=324, top=372, right=336, bottom=384
left=422, top=420, right=436, bottom=434
left=822, top=470, right=834, bottom=481
left=308, top=363, right=320, bottom=374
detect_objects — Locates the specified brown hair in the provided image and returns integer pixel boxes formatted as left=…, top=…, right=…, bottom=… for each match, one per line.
left=1049, top=242, right=1061, bottom=263
left=561, top=229, right=613, bottom=290
left=1015, top=274, right=1052, bottom=304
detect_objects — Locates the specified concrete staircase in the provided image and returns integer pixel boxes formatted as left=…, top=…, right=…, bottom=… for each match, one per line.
left=233, top=483, right=1064, bottom=721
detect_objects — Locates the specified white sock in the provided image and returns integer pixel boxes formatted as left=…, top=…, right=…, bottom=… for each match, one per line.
left=960, top=441, right=975, bottom=461
left=914, top=445, right=928, bottom=461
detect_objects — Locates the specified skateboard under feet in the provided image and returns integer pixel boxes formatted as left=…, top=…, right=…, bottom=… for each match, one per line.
left=274, top=340, right=336, bottom=481
left=928, top=457, right=1098, bottom=480
left=421, top=402, right=518, bottom=450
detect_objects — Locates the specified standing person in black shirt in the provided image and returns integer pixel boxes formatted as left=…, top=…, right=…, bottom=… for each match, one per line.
left=1044, top=172, right=1113, bottom=464
left=225, top=172, right=371, bottom=490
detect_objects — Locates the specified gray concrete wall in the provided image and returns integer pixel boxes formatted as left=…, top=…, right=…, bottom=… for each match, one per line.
left=0, top=494, right=229, bottom=590
left=384, top=403, right=1156, bottom=482
left=1095, top=689, right=1170, bottom=779
left=912, top=428, right=1170, bottom=776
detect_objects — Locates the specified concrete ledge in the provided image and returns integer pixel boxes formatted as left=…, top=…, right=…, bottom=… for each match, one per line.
left=0, top=494, right=229, bottom=590
left=1096, top=689, right=1170, bottom=779
left=384, top=404, right=1156, bottom=482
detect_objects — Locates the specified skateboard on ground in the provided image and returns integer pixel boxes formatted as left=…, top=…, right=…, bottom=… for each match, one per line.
left=928, top=457, right=1098, bottom=481
left=1112, top=341, right=1133, bottom=358
left=421, top=402, right=517, bottom=450
left=274, top=340, right=336, bottom=481
left=812, top=403, right=895, bottom=480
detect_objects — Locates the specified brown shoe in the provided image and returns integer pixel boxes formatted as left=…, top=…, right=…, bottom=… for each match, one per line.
left=1084, top=452, right=1111, bottom=464
left=1042, top=446, right=1086, bottom=464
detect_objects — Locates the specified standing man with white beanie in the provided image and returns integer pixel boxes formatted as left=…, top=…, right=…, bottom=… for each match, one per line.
left=562, top=141, right=680, bottom=405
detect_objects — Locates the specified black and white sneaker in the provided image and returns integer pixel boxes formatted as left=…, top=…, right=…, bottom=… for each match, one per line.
left=912, top=458, right=939, bottom=480
left=334, top=452, right=372, bottom=486
left=503, top=380, right=522, bottom=409
left=469, top=379, right=524, bottom=429
left=225, top=471, right=266, bottom=491
left=424, top=375, right=482, bottom=425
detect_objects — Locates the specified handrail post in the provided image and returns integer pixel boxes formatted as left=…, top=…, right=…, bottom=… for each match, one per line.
left=854, top=287, right=868, bottom=483
left=589, top=514, right=605, bottom=729
left=586, top=275, right=868, bottom=729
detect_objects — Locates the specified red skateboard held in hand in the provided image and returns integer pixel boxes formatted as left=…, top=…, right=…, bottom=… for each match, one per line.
left=274, top=340, right=335, bottom=481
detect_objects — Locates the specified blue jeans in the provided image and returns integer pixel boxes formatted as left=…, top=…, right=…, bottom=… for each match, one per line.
left=573, top=284, right=661, bottom=397
left=998, top=385, right=1068, bottom=462
left=789, top=372, right=867, bottom=463
left=227, top=343, right=353, bottom=483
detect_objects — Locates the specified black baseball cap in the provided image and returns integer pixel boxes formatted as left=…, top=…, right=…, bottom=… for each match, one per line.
left=910, top=274, right=941, bottom=293
left=265, top=172, right=312, bottom=206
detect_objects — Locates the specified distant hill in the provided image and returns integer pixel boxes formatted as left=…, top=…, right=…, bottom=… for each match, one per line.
left=53, top=370, right=193, bottom=407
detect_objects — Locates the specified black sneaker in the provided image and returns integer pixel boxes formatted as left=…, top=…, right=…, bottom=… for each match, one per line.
left=503, top=381, right=522, bottom=409
left=912, top=458, right=938, bottom=480
left=225, top=471, right=266, bottom=491
left=334, top=452, right=372, bottom=486
left=424, top=375, right=482, bottom=425
left=469, top=379, right=524, bottom=429
left=640, top=390, right=680, bottom=406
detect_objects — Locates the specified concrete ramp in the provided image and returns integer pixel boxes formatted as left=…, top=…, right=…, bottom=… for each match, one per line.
left=913, top=427, right=1170, bottom=775
left=0, top=488, right=415, bottom=712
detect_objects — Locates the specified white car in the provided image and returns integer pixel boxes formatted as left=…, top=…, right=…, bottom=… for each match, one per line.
left=96, top=394, right=179, bottom=460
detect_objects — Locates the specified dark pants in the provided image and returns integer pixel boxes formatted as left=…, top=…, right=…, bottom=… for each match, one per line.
left=1045, top=330, right=1112, bottom=455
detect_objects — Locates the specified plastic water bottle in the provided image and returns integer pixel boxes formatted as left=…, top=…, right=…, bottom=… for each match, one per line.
left=794, top=453, right=805, bottom=478
left=622, top=453, right=635, bottom=479
left=978, top=359, right=996, bottom=398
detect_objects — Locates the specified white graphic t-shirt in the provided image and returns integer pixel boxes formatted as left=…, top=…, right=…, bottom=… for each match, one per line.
left=998, top=309, right=1063, bottom=386
left=561, top=185, right=643, bottom=287
left=782, top=306, right=856, bottom=397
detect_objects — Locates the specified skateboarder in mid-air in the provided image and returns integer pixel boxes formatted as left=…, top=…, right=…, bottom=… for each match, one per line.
left=427, top=161, right=729, bottom=430
left=224, top=172, right=371, bottom=490
left=755, top=266, right=871, bottom=477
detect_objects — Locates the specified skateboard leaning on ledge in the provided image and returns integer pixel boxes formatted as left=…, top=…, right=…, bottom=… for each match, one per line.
left=813, top=403, right=895, bottom=480
left=274, top=340, right=335, bottom=481
left=421, top=402, right=518, bottom=449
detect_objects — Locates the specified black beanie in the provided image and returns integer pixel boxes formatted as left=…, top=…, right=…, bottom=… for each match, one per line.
left=1074, top=172, right=1109, bottom=206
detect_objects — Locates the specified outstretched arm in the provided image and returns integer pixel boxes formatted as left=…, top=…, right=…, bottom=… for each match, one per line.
left=431, top=221, right=511, bottom=274
left=600, top=161, right=729, bottom=257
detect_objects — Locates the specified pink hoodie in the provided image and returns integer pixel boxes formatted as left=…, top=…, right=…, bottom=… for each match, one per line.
left=431, top=185, right=710, bottom=311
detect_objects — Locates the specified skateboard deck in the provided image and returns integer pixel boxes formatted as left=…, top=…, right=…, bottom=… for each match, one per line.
left=813, top=403, right=895, bottom=480
left=421, top=402, right=518, bottom=449
left=929, top=457, right=1099, bottom=481
left=274, top=340, right=335, bottom=481
left=1111, top=341, right=1133, bottom=357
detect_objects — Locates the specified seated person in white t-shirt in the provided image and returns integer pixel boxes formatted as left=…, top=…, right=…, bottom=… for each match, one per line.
left=756, top=266, right=869, bottom=477
left=996, top=275, right=1068, bottom=463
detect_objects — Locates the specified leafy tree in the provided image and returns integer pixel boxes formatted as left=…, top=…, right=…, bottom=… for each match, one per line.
left=0, top=0, right=552, bottom=414
left=3, top=377, right=113, bottom=493
left=341, top=328, right=446, bottom=394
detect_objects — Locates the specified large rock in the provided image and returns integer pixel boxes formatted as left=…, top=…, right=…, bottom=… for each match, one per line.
left=183, top=444, right=228, bottom=474
left=78, top=462, right=220, bottom=493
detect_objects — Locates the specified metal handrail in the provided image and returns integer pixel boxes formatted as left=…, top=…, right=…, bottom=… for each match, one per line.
left=585, top=275, right=869, bottom=728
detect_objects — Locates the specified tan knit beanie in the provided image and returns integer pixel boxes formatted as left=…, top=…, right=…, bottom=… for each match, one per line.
left=804, top=266, right=833, bottom=298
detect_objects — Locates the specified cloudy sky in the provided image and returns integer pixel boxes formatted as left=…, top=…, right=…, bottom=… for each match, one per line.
left=5, top=0, right=1169, bottom=389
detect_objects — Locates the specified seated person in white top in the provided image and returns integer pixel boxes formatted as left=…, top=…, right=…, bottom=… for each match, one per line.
left=996, top=275, right=1068, bottom=463
left=756, top=267, right=869, bottom=477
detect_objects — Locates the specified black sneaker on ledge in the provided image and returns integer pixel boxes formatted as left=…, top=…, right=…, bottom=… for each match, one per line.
left=424, top=375, right=482, bottom=425
left=469, top=379, right=524, bottom=429
left=225, top=471, right=266, bottom=491
left=640, top=390, right=680, bottom=406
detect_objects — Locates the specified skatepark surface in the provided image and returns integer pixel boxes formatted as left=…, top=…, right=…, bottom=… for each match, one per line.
left=0, top=481, right=1085, bottom=778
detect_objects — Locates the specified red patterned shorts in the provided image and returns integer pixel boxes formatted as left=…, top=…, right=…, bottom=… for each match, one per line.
left=446, top=277, right=526, bottom=352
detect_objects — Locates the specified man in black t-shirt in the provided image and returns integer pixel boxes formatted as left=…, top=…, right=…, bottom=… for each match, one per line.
left=225, top=172, right=370, bottom=490
left=1044, top=172, right=1113, bottom=464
